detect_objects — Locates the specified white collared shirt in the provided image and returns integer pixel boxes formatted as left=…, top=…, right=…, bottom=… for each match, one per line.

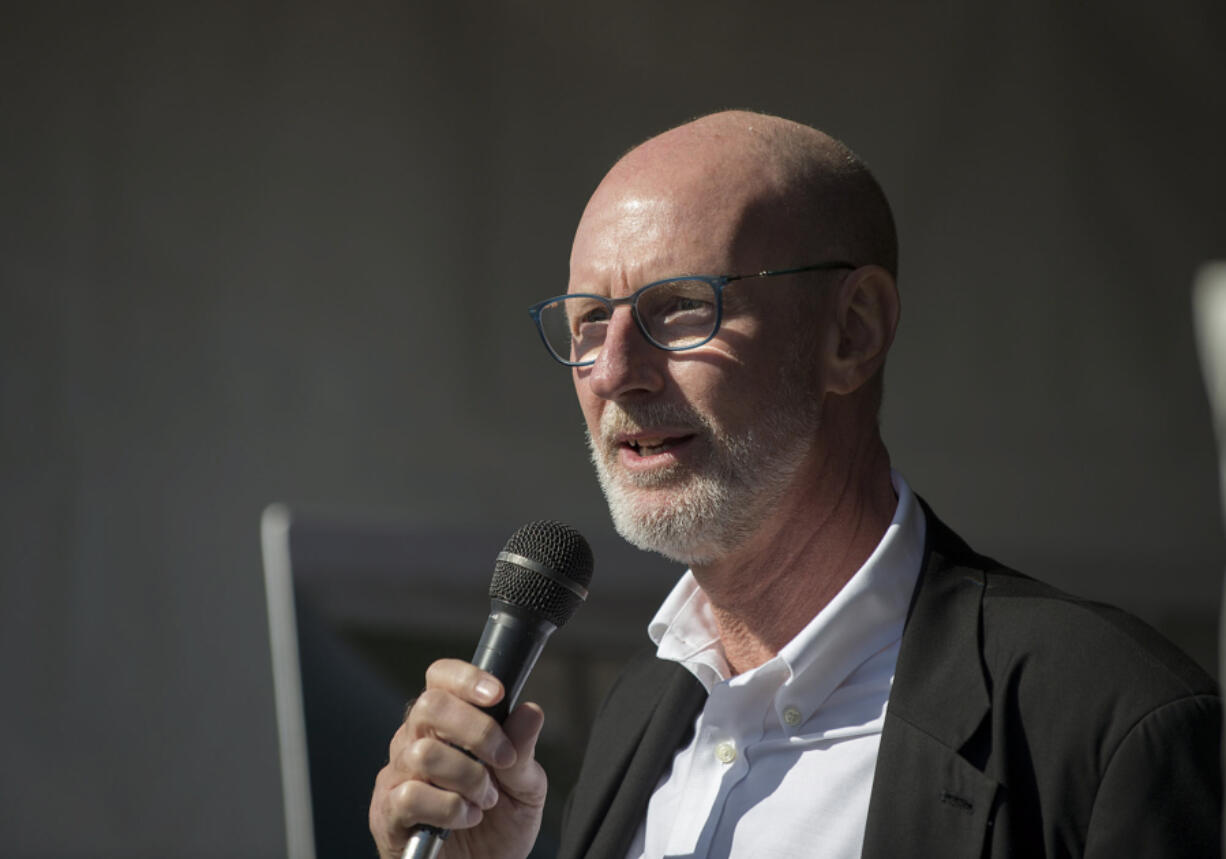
left=625, top=471, right=926, bottom=859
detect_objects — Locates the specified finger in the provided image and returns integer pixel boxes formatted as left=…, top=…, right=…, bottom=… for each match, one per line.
left=386, top=776, right=486, bottom=832
left=424, top=658, right=505, bottom=708
left=396, top=736, right=501, bottom=811
left=502, top=701, right=545, bottom=763
left=407, top=688, right=517, bottom=768
left=491, top=702, right=548, bottom=807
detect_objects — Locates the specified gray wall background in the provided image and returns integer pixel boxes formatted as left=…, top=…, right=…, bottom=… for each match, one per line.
left=3, top=2, right=1224, bottom=856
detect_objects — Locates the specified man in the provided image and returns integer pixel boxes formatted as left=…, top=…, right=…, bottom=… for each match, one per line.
left=370, top=111, right=1221, bottom=858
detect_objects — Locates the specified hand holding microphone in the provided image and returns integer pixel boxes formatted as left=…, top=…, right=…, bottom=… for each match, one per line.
left=369, top=521, right=594, bottom=859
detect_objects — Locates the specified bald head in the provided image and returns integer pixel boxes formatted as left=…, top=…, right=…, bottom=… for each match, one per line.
left=581, top=110, right=898, bottom=278
left=568, top=110, right=901, bottom=427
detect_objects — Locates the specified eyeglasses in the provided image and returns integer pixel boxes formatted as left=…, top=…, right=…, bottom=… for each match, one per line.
left=527, top=261, right=856, bottom=367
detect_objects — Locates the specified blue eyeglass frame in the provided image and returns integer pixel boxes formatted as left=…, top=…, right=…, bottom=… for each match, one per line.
left=527, top=260, right=857, bottom=367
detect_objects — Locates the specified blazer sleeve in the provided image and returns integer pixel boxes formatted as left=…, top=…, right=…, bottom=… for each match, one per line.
left=1084, top=693, right=1222, bottom=858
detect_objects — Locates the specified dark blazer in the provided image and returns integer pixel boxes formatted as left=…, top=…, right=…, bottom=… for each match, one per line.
left=557, top=510, right=1222, bottom=858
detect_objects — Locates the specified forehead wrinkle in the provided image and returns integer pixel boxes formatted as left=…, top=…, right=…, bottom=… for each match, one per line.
left=571, top=194, right=738, bottom=296
left=569, top=197, right=671, bottom=295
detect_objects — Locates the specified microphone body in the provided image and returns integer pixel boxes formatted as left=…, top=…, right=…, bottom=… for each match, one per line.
left=469, top=602, right=556, bottom=722
left=402, top=522, right=594, bottom=859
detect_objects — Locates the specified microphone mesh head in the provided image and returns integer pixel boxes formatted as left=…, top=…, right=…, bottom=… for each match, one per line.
left=490, top=520, right=594, bottom=627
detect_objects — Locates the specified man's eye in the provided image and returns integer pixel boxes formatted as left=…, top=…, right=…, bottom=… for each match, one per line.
left=567, top=303, right=610, bottom=336
left=576, top=306, right=610, bottom=326
left=659, top=295, right=714, bottom=322
left=671, top=297, right=709, bottom=313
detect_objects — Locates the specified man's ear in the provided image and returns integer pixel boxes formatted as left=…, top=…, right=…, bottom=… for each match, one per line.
left=824, top=265, right=899, bottom=396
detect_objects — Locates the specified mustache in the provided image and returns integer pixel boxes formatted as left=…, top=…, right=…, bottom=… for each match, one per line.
left=597, top=400, right=708, bottom=443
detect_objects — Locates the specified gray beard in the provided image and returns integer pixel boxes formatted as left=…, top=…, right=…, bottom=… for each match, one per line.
left=587, top=395, right=820, bottom=565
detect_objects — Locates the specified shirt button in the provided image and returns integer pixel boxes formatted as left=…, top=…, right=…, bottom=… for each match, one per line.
left=715, top=742, right=737, bottom=764
left=783, top=707, right=803, bottom=727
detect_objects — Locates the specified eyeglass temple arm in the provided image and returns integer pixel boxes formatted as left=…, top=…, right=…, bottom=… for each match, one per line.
left=726, top=261, right=858, bottom=283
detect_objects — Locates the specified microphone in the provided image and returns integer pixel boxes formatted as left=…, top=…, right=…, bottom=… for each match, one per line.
left=401, top=520, right=595, bottom=859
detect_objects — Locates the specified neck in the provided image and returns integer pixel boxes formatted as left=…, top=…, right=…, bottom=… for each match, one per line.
left=690, top=430, right=896, bottom=676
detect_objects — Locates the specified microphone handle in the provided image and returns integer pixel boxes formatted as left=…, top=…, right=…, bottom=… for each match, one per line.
left=401, top=603, right=557, bottom=859
left=401, top=830, right=446, bottom=859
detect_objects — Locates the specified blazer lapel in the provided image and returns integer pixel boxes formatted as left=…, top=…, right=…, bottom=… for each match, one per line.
left=557, top=656, right=707, bottom=859
left=862, top=511, right=1000, bottom=859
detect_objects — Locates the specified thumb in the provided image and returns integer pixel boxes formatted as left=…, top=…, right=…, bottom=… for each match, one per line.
left=492, top=702, right=547, bottom=807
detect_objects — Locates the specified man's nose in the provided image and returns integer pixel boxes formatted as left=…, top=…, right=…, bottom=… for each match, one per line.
left=585, top=307, right=665, bottom=400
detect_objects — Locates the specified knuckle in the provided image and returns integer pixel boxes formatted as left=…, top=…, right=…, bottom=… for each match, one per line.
left=392, top=778, right=427, bottom=818
left=409, top=689, right=447, bottom=727
left=424, top=658, right=465, bottom=688
left=474, top=718, right=501, bottom=754
left=402, top=737, right=435, bottom=773
left=463, top=765, right=490, bottom=798
left=413, top=687, right=441, bottom=713
left=442, top=791, right=474, bottom=824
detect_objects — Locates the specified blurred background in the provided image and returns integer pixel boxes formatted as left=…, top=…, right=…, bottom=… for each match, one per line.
left=3, top=1, right=1224, bottom=856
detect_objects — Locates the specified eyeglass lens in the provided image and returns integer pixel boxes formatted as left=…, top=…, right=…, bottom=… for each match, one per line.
left=539, top=278, right=719, bottom=364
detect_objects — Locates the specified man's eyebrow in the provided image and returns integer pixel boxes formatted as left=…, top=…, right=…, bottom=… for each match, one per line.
left=647, top=270, right=717, bottom=281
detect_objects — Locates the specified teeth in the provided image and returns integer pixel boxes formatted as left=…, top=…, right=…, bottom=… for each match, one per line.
left=630, top=437, right=671, bottom=455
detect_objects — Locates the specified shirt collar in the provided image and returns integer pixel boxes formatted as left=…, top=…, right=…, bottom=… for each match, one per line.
left=648, top=470, right=926, bottom=704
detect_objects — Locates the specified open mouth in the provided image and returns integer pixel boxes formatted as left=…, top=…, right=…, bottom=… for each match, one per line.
left=623, top=435, right=693, bottom=457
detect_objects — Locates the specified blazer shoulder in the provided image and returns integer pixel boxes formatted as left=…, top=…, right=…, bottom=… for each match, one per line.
left=919, top=501, right=1217, bottom=701
left=979, top=564, right=1217, bottom=701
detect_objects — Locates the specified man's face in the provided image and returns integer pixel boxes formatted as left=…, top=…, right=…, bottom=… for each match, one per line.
left=569, top=176, right=833, bottom=565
